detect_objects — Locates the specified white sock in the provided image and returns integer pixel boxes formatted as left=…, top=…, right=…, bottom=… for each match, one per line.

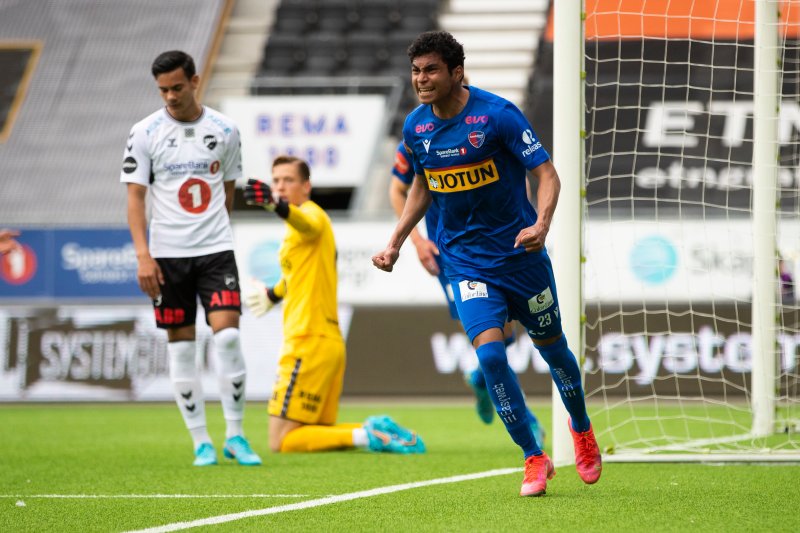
left=352, top=427, right=369, bottom=448
left=214, top=328, right=247, bottom=438
left=168, top=340, right=207, bottom=445
left=190, top=427, right=213, bottom=450
left=226, top=420, right=244, bottom=440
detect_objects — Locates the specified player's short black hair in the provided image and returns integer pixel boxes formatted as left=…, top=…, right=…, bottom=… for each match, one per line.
left=273, top=155, right=311, bottom=181
left=151, top=50, right=196, bottom=79
left=407, top=31, right=465, bottom=72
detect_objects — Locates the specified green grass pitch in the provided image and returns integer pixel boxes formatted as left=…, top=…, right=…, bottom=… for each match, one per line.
left=1, top=402, right=798, bottom=532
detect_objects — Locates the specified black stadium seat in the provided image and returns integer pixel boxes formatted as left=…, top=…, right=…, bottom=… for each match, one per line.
left=386, top=30, right=419, bottom=65
left=258, top=0, right=441, bottom=136
left=300, top=32, right=348, bottom=75
left=359, top=0, right=402, bottom=32
left=317, top=0, right=359, bottom=33
left=274, top=0, right=319, bottom=33
left=344, top=30, right=388, bottom=74
left=261, top=33, right=306, bottom=74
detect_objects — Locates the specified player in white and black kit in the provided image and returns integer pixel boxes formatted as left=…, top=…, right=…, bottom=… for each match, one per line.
left=121, top=50, right=261, bottom=467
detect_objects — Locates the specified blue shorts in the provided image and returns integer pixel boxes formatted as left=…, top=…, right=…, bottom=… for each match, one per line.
left=449, top=255, right=563, bottom=343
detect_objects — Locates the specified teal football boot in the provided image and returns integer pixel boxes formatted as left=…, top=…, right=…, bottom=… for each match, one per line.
left=193, top=442, right=218, bottom=467
left=465, top=369, right=495, bottom=424
left=223, top=436, right=262, bottom=466
left=364, top=415, right=425, bottom=453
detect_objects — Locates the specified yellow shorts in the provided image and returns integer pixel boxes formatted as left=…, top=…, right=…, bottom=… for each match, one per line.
left=268, top=334, right=346, bottom=425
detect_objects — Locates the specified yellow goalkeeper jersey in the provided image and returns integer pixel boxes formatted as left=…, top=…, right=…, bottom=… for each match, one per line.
left=277, top=200, right=341, bottom=340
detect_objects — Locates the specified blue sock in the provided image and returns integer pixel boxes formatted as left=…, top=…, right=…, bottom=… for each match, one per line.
left=466, top=331, right=515, bottom=391
left=476, top=341, right=541, bottom=458
left=536, top=335, right=591, bottom=433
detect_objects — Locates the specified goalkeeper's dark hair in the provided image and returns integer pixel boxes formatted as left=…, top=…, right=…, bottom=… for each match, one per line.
left=407, top=31, right=465, bottom=73
left=273, top=155, right=310, bottom=182
left=151, top=50, right=196, bottom=79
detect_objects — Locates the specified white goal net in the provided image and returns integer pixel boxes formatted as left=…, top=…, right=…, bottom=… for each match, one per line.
left=574, top=0, right=800, bottom=461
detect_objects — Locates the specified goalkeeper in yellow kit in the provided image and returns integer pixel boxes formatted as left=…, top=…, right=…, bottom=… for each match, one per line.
left=243, top=155, right=425, bottom=454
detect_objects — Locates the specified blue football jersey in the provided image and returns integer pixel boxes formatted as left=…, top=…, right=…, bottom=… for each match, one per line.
left=402, top=86, right=551, bottom=279
left=391, top=140, right=440, bottom=241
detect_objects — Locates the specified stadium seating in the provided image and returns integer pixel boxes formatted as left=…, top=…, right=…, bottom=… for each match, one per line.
left=316, top=0, right=360, bottom=33
left=262, top=33, right=307, bottom=74
left=301, top=32, right=349, bottom=75
left=0, top=0, right=229, bottom=225
left=257, top=0, right=441, bottom=134
left=343, top=30, right=387, bottom=75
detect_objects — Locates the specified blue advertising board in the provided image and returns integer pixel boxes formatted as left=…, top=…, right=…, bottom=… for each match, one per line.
left=0, top=228, right=143, bottom=300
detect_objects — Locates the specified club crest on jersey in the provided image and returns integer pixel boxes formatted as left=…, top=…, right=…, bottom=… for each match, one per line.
left=422, top=138, right=431, bottom=153
left=468, top=131, right=485, bottom=148
left=459, top=280, right=488, bottom=301
left=224, top=274, right=237, bottom=289
left=424, top=158, right=499, bottom=193
left=204, top=134, right=218, bottom=150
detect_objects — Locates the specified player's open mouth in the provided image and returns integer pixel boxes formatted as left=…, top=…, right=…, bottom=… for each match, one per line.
left=418, top=87, right=434, bottom=96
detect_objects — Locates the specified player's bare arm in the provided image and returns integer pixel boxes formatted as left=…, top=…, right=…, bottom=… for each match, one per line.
left=514, top=160, right=561, bottom=253
left=126, top=183, right=164, bottom=298
left=373, top=174, right=431, bottom=272
left=388, top=177, right=440, bottom=275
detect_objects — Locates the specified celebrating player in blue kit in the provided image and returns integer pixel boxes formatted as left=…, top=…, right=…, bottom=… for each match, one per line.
left=390, top=141, right=545, bottom=446
left=373, top=31, right=601, bottom=497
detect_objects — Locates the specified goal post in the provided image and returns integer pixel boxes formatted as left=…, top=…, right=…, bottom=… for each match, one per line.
left=550, top=0, right=585, bottom=467
left=750, top=0, right=779, bottom=438
left=547, top=0, right=800, bottom=463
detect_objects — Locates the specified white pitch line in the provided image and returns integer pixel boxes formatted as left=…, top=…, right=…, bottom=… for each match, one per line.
left=1, top=494, right=308, bottom=499
left=124, top=467, right=522, bottom=533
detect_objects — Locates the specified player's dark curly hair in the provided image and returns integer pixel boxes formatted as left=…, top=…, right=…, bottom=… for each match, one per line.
left=407, top=31, right=465, bottom=73
left=151, top=50, right=196, bottom=79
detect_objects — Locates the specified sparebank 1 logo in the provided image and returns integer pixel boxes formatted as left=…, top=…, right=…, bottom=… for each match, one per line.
left=0, top=244, right=37, bottom=285
left=629, top=235, right=678, bottom=284
left=248, top=240, right=282, bottom=286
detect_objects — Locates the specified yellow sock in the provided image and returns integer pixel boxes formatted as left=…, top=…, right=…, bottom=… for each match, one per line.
left=280, top=424, right=358, bottom=452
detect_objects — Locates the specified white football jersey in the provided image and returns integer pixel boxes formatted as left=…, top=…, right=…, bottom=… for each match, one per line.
left=120, top=106, right=243, bottom=258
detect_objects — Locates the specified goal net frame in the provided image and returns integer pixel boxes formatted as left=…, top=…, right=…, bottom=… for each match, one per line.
left=549, top=0, right=800, bottom=464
